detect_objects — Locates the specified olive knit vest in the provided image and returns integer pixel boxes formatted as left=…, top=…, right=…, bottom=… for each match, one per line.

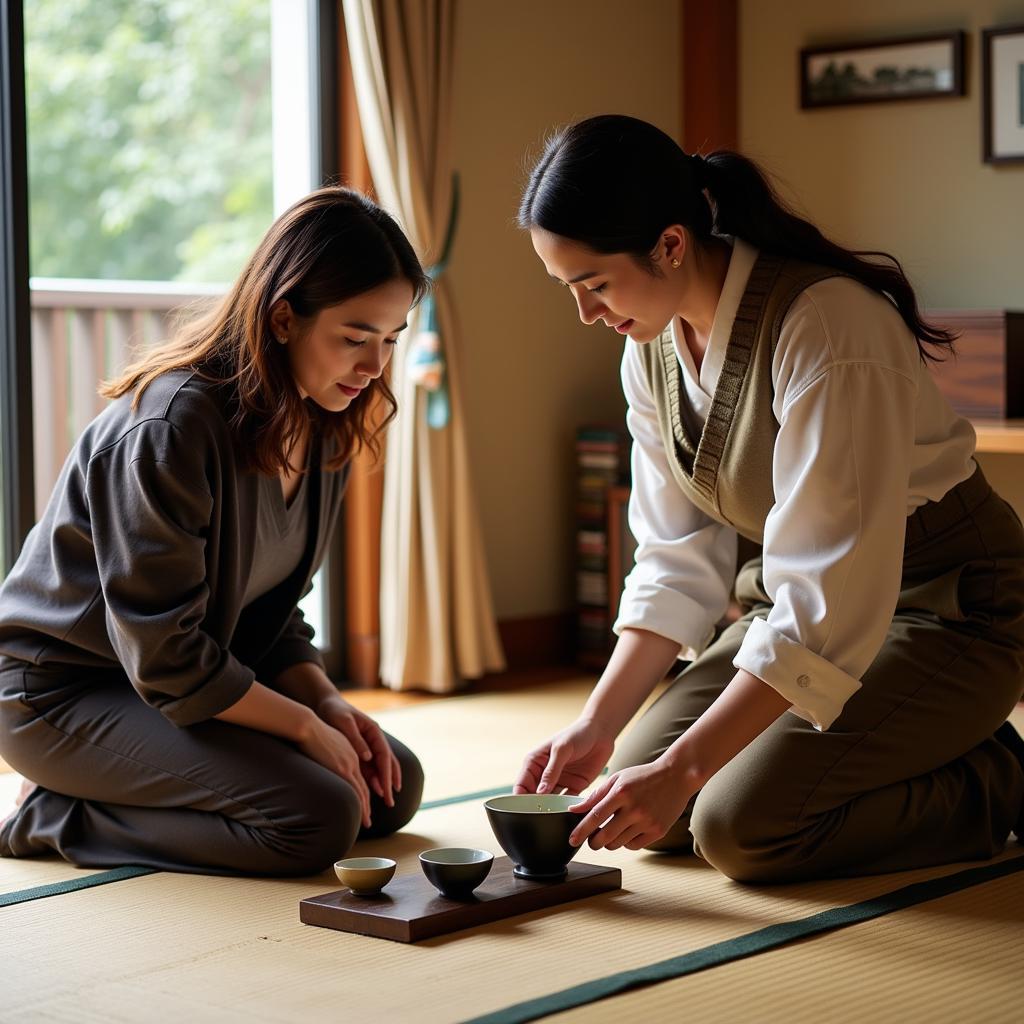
left=636, top=251, right=847, bottom=544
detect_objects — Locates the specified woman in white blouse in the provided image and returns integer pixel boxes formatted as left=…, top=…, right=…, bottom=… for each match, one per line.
left=514, top=114, right=1024, bottom=880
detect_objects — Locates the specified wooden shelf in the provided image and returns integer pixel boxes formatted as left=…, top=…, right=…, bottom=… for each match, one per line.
left=971, top=419, right=1024, bottom=455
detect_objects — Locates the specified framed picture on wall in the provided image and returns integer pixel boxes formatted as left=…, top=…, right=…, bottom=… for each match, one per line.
left=800, top=32, right=965, bottom=109
left=982, top=24, right=1024, bottom=163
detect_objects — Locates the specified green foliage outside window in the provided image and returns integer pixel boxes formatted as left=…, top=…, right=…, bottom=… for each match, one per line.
left=26, top=0, right=272, bottom=284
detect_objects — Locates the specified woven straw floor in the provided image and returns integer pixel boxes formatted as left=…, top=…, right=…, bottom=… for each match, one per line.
left=1, top=678, right=1022, bottom=1023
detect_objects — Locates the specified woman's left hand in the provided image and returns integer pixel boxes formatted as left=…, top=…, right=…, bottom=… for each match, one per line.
left=315, top=695, right=401, bottom=807
left=567, top=757, right=699, bottom=851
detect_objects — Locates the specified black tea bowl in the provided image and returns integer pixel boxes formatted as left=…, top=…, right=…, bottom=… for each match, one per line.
left=419, top=847, right=494, bottom=899
left=484, top=794, right=586, bottom=880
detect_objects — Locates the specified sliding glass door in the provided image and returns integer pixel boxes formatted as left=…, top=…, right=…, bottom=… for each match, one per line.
left=2, top=0, right=345, bottom=678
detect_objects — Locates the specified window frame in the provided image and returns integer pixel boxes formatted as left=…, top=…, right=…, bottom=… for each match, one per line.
left=0, top=0, right=34, bottom=577
left=272, top=0, right=345, bottom=680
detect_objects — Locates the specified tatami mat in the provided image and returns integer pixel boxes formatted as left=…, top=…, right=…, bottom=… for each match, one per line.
left=369, top=676, right=603, bottom=802
left=4, top=798, right=1022, bottom=1022
left=545, top=869, right=1024, bottom=1024
left=1, top=680, right=1023, bottom=1023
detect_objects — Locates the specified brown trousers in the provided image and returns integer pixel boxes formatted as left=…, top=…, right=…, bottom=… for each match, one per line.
left=0, top=666, right=423, bottom=876
left=611, top=466, right=1024, bottom=881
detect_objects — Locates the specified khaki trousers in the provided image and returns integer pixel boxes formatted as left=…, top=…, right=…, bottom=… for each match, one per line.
left=611, top=466, right=1024, bottom=881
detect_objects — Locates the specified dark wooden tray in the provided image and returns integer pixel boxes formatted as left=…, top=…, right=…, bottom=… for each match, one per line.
left=299, top=857, right=621, bottom=943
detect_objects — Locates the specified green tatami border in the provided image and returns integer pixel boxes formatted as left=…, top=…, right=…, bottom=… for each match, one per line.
left=459, top=852, right=1024, bottom=1024
left=417, top=768, right=609, bottom=811
left=0, top=781, right=514, bottom=907
left=0, top=865, right=158, bottom=907
left=419, top=784, right=512, bottom=810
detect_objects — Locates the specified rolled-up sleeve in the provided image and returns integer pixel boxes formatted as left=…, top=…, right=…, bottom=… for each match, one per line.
left=88, top=422, right=255, bottom=726
left=613, top=343, right=737, bottom=660
left=733, top=297, right=917, bottom=730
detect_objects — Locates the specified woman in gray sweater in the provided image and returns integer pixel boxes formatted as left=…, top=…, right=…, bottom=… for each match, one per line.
left=0, top=187, right=426, bottom=876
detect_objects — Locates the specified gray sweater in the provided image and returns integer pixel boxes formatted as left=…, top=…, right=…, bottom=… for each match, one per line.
left=0, top=369, right=349, bottom=726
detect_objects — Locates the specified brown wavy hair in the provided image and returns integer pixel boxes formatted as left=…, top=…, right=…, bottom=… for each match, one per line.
left=102, top=187, right=429, bottom=474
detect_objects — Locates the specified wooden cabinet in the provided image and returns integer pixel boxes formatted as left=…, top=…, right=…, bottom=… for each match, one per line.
left=927, top=310, right=1024, bottom=454
left=927, top=310, right=1024, bottom=420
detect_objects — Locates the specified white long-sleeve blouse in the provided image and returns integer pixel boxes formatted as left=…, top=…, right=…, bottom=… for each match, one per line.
left=614, top=240, right=977, bottom=730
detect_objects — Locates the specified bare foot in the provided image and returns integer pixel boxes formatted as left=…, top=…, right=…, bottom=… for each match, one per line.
left=0, top=775, right=37, bottom=833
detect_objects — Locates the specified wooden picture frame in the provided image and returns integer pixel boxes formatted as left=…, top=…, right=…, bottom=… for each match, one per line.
left=982, top=24, right=1024, bottom=163
left=800, top=31, right=965, bottom=109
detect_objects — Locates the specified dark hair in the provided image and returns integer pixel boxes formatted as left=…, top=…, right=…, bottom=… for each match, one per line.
left=519, top=114, right=954, bottom=360
left=103, top=186, right=429, bottom=472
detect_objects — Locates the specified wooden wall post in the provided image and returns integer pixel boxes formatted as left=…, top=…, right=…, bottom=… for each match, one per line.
left=338, top=15, right=384, bottom=688
left=682, top=0, right=738, bottom=153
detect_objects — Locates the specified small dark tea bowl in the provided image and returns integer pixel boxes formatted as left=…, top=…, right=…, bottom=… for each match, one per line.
left=484, top=794, right=585, bottom=880
left=419, top=847, right=494, bottom=899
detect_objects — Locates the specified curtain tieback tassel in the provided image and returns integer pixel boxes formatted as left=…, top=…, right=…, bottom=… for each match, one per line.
left=409, top=173, right=459, bottom=430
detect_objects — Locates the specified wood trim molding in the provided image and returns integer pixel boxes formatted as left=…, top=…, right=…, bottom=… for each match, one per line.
left=497, top=613, right=576, bottom=672
left=682, top=0, right=738, bottom=153
left=338, top=16, right=372, bottom=197
left=606, top=484, right=631, bottom=636
left=338, top=15, right=383, bottom=688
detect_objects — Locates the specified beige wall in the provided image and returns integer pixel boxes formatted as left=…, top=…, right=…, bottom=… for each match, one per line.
left=739, top=0, right=1024, bottom=512
left=739, top=0, right=1024, bottom=310
left=453, top=1, right=1023, bottom=624
left=450, top=0, right=680, bottom=620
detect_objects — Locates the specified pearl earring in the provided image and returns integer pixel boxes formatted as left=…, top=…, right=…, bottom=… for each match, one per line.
left=670, top=258, right=681, bottom=268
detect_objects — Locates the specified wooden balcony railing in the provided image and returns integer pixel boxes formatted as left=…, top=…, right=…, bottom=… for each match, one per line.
left=26, top=277, right=333, bottom=645
left=29, top=278, right=224, bottom=517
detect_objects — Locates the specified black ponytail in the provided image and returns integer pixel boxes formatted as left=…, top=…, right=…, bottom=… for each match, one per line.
left=519, top=115, right=954, bottom=360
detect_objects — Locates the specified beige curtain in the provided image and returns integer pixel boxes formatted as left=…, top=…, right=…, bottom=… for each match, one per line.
left=342, top=0, right=505, bottom=691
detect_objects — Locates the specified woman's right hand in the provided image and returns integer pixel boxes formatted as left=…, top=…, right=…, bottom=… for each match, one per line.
left=513, top=718, right=616, bottom=796
left=297, top=713, right=373, bottom=828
